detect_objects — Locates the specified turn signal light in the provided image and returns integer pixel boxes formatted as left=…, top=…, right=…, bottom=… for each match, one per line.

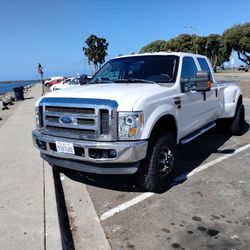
left=207, top=80, right=212, bottom=89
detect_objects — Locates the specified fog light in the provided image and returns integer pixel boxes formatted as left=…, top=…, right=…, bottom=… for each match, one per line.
left=109, top=149, right=117, bottom=158
left=89, top=149, right=101, bottom=159
left=88, top=149, right=117, bottom=159
left=36, top=139, right=47, bottom=150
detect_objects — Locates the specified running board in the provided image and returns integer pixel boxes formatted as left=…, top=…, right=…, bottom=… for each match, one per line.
left=180, top=122, right=216, bottom=145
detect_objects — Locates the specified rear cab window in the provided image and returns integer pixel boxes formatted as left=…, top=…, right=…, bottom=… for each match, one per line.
left=197, top=57, right=215, bottom=85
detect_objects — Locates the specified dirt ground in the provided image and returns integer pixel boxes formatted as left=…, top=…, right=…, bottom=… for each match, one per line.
left=237, top=81, right=250, bottom=99
left=215, top=72, right=250, bottom=99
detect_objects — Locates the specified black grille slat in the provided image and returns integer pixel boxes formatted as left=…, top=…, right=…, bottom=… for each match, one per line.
left=47, top=126, right=95, bottom=136
left=45, top=106, right=95, bottom=114
left=39, top=106, right=44, bottom=127
left=77, top=118, right=95, bottom=125
left=46, top=116, right=59, bottom=122
left=100, top=109, right=109, bottom=135
left=49, top=143, right=56, bottom=151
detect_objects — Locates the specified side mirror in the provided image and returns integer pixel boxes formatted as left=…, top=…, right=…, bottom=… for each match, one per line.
left=181, top=71, right=211, bottom=92
left=194, top=71, right=211, bottom=92
left=79, top=74, right=90, bottom=85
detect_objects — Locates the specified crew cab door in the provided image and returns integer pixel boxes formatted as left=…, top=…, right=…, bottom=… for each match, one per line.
left=178, top=56, right=209, bottom=138
left=196, top=57, right=218, bottom=122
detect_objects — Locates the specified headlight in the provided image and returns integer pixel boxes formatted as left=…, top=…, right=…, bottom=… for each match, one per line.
left=118, top=112, right=143, bottom=140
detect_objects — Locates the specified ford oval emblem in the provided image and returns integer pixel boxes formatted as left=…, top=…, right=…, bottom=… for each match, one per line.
left=60, top=116, right=73, bottom=124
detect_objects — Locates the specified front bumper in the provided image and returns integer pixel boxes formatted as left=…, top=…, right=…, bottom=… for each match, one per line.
left=32, top=130, right=148, bottom=174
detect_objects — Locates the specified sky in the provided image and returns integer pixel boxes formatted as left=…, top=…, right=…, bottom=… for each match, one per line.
left=0, top=0, right=249, bottom=81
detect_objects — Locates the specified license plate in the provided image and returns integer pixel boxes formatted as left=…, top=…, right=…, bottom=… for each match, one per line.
left=56, top=141, right=75, bottom=155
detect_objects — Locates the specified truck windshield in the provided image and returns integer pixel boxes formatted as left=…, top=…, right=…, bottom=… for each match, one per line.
left=90, top=55, right=179, bottom=84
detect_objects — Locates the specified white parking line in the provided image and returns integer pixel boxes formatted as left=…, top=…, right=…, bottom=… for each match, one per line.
left=100, top=192, right=154, bottom=221
left=100, top=143, right=250, bottom=221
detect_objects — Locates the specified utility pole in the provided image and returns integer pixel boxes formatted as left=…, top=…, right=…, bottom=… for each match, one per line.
left=184, top=26, right=198, bottom=54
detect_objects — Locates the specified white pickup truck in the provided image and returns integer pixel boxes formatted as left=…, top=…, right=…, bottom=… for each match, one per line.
left=32, top=52, right=245, bottom=192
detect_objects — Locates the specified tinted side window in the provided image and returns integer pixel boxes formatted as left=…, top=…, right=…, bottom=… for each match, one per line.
left=181, top=57, right=198, bottom=91
left=198, top=57, right=211, bottom=73
left=181, top=57, right=198, bottom=79
left=197, top=57, right=214, bottom=85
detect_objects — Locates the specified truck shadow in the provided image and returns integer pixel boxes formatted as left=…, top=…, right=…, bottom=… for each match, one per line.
left=61, top=123, right=249, bottom=193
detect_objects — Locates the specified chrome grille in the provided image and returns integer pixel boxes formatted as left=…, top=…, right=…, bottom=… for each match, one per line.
left=39, top=97, right=118, bottom=141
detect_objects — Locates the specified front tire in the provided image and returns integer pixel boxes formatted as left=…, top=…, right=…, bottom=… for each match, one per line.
left=137, top=132, right=177, bottom=193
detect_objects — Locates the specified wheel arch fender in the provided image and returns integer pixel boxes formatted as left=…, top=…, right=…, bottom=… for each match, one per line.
left=219, top=85, right=243, bottom=118
left=140, top=104, right=179, bottom=142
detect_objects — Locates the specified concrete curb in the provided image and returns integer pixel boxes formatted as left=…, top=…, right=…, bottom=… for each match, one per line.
left=44, top=163, right=62, bottom=249
left=60, top=172, right=111, bottom=250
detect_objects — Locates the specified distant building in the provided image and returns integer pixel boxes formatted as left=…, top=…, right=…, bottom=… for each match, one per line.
left=224, top=51, right=238, bottom=70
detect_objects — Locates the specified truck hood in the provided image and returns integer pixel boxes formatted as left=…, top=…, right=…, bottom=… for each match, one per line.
left=43, top=83, right=163, bottom=111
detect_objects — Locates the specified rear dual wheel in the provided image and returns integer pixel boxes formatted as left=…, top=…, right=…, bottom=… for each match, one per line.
left=216, top=103, right=245, bottom=136
left=230, top=103, right=245, bottom=135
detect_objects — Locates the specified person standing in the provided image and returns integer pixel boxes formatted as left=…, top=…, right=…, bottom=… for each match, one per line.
left=37, top=63, right=44, bottom=79
left=37, top=63, right=45, bottom=95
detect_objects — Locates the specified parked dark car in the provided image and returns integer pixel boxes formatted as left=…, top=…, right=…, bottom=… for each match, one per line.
left=238, top=65, right=249, bottom=72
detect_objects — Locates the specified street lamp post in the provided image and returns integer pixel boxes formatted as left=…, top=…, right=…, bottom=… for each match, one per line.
left=184, top=26, right=198, bottom=54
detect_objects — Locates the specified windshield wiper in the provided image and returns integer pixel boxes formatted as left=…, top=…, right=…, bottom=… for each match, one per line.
left=114, top=78, right=156, bottom=84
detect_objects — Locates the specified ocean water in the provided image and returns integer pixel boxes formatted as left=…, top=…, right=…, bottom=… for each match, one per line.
left=0, top=82, right=38, bottom=94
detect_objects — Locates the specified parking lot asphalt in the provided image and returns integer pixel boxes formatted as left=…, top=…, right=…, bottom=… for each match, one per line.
left=60, top=100, right=250, bottom=249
